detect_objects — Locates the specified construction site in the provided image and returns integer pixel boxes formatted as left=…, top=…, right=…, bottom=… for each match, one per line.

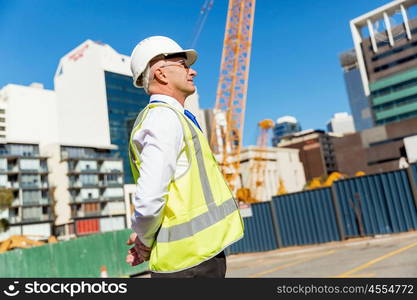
left=1, top=0, right=417, bottom=278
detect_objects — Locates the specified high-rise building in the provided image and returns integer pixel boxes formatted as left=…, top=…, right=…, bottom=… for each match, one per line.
left=271, top=116, right=301, bottom=146
left=0, top=143, right=52, bottom=241
left=0, top=83, right=57, bottom=240
left=327, top=112, right=356, bottom=134
left=350, top=0, right=417, bottom=126
left=339, top=49, right=374, bottom=131
left=54, top=40, right=148, bottom=184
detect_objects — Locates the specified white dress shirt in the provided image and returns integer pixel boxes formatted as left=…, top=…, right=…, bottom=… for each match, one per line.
left=131, top=94, right=189, bottom=247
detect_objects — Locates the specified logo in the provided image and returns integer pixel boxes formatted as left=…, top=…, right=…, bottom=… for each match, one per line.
left=3, top=281, right=20, bottom=297
left=68, top=44, right=89, bottom=62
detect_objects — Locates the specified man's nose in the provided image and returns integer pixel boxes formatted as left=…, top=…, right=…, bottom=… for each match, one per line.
left=189, top=68, right=197, bottom=77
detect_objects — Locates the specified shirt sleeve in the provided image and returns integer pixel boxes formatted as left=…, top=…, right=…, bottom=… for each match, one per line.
left=130, top=107, right=184, bottom=247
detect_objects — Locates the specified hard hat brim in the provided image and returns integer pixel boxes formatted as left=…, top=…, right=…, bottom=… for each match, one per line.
left=134, top=49, right=197, bottom=88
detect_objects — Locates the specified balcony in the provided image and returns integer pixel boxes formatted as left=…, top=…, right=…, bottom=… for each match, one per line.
left=81, top=182, right=99, bottom=188
left=9, top=216, right=21, bottom=223
left=106, top=182, right=123, bottom=187
left=22, top=198, right=50, bottom=206
left=20, top=168, right=40, bottom=173
left=6, top=182, right=19, bottom=189
left=73, top=210, right=101, bottom=218
left=70, top=196, right=82, bottom=203
left=20, top=182, right=49, bottom=190
left=100, top=196, right=124, bottom=202
left=99, top=181, right=123, bottom=188
left=68, top=168, right=100, bottom=174
left=81, top=168, right=99, bottom=173
left=100, top=168, right=123, bottom=174
left=21, top=182, right=41, bottom=189
left=20, top=167, right=48, bottom=174
left=69, top=181, right=82, bottom=188
left=0, top=166, right=19, bottom=173
left=61, top=150, right=116, bottom=161
left=22, top=214, right=51, bottom=222
left=102, top=209, right=126, bottom=216
left=71, top=196, right=100, bottom=203
left=11, top=198, right=21, bottom=207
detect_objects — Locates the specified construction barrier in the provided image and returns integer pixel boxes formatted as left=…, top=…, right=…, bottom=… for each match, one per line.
left=0, top=229, right=148, bottom=277
left=272, top=187, right=341, bottom=247
left=334, top=169, right=417, bottom=237
left=226, top=201, right=278, bottom=255
left=227, top=164, right=417, bottom=254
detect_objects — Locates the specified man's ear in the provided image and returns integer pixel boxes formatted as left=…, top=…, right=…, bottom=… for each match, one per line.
left=153, top=68, right=168, bottom=84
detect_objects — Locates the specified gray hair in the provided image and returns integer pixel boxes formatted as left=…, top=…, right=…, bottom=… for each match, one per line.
left=141, top=64, right=151, bottom=94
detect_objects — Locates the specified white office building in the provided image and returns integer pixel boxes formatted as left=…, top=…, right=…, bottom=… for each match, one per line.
left=327, top=112, right=356, bottom=135
left=239, top=146, right=306, bottom=202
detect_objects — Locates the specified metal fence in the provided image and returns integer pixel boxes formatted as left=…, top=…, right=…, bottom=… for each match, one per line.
left=228, top=164, right=417, bottom=253
left=272, top=188, right=341, bottom=247
left=334, top=169, right=417, bottom=237
left=226, top=201, right=278, bottom=255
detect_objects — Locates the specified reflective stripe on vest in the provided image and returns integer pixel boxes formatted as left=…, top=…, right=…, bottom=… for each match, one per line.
left=157, top=118, right=237, bottom=242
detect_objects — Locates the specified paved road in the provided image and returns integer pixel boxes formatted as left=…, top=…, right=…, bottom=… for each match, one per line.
left=226, top=231, right=417, bottom=278
left=135, top=231, right=417, bottom=278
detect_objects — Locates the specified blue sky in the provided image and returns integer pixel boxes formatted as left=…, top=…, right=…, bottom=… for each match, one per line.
left=0, top=0, right=392, bottom=145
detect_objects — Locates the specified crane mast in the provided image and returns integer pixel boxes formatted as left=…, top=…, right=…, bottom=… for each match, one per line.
left=249, top=119, right=274, bottom=202
left=211, top=0, right=256, bottom=192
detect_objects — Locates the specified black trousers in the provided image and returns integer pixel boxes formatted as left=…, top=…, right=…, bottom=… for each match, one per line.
left=151, top=251, right=226, bottom=278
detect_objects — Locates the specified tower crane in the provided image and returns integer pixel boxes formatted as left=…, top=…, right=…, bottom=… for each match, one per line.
left=190, top=0, right=214, bottom=48
left=210, top=0, right=256, bottom=194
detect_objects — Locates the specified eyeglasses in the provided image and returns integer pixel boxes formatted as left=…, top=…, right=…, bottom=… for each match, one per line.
left=159, top=59, right=190, bottom=71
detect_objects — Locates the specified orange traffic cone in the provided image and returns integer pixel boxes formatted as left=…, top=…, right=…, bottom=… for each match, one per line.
left=100, top=265, right=108, bottom=278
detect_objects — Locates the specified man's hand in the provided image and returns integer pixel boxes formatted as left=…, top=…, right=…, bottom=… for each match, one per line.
left=125, top=232, right=151, bottom=266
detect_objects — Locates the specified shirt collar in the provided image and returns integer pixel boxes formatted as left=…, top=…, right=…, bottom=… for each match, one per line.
left=150, top=94, right=184, bottom=112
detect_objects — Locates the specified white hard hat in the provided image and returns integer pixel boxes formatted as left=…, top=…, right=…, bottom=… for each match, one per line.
left=130, top=36, right=197, bottom=88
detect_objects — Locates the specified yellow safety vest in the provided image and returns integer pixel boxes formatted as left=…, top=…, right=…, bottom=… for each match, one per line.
left=129, top=102, right=244, bottom=272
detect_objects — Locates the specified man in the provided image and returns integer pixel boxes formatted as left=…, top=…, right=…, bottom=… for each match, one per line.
left=125, top=36, right=244, bottom=278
